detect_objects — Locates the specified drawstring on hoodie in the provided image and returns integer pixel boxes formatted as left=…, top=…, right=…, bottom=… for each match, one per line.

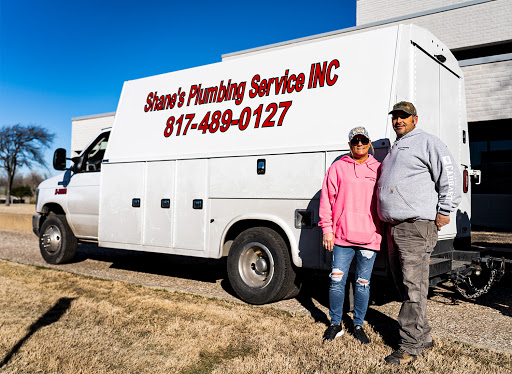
left=352, top=159, right=377, bottom=178
left=352, top=158, right=374, bottom=178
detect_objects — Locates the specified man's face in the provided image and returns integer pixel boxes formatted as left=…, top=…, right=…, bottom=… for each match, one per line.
left=391, top=110, right=417, bottom=138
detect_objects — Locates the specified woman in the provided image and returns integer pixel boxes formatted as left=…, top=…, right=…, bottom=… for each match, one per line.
left=319, top=126, right=381, bottom=344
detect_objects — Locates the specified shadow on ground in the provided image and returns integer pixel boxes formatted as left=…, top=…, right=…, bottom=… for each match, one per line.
left=71, top=242, right=511, bottom=320
left=0, top=297, right=76, bottom=369
left=73, top=242, right=227, bottom=284
left=431, top=280, right=511, bottom=317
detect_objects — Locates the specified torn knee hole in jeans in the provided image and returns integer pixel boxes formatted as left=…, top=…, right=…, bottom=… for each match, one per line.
left=330, top=269, right=344, bottom=282
left=360, top=249, right=375, bottom=259
left=357, top=277, right=370, bottom=288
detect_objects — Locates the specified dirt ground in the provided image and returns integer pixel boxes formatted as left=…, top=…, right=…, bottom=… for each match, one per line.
left=0, top=259, right=510, bottom=374
left=0, top=228, right=510, bottom=357
left=1, top=203, right=510, bottom=358
left=471, top=231, right=512, bottom=247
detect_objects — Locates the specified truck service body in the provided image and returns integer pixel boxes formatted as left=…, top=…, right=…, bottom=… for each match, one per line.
left=34, top=24, right=495, bottom=304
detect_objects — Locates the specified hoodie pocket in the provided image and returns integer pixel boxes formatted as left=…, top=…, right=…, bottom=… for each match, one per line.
left=336, top=211, right=376, bottom=245
left=395, top=186, right=415, bottom=212
left=377, top=184, right=418, bottom=220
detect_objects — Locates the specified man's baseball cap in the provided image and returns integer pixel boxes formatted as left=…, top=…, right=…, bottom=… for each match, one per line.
left=348, top=126, right=370, bottom=141
left=389, top=101, right=417, bottom=116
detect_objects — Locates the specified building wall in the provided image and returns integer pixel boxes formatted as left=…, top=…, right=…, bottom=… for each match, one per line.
left=357, top=0, right=512, bottom=48
left=71, top=112, right=115, bottom=157
left=463, top=60, right=512, bottom=122
left=357, top=0, right=512, bottom=50
left=357, top=0, right=511, bottom=51
left=358, top=0, right=468, bottom=23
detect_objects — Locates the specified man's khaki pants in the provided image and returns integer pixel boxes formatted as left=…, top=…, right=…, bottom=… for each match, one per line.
left=387, top=220, right=438, bottom=356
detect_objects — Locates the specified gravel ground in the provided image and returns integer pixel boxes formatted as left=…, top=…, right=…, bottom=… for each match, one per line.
left=0, top=228, right=510, bottom=354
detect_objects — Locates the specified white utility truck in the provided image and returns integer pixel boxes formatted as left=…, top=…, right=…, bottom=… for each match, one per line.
left=34, top=24, right=492, bottom=304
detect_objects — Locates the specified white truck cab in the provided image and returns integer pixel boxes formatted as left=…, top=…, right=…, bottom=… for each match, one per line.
left=34, top=24, right=481, bottom=304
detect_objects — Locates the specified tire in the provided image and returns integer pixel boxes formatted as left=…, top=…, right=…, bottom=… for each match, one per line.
left=39, top=214, right=78, bottom=264
left=227, top=227, right=298, bottom=305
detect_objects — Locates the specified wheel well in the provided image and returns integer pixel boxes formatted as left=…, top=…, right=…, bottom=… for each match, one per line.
left=222, top=219, right=291, bottom=256
left=42, top=203, right=66, bottom=215
left=38, top=203, right=66, bottom=231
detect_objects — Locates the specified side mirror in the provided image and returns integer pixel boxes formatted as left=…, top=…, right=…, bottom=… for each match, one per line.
left=71, top=156, right=83, bottom=172
left=53, top=148, right=67, bottom=170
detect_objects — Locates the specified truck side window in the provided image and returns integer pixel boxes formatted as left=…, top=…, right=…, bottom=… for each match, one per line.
left=83, top=133, right=110, bottom=172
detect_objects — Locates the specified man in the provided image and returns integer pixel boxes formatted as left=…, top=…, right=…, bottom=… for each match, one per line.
left=377, top=101, right=462, bottom=365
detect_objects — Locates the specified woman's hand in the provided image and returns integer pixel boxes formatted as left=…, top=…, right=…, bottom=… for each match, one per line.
left=323, top=233, right=334, bottom=252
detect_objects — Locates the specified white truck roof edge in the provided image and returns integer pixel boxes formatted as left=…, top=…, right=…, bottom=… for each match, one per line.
left=407, top=24, right=463, bottom=77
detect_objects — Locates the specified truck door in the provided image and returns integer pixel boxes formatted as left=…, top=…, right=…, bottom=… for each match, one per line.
left=413, top=45, right=440, bottom=138
left=413, top=43, right=468, bottom=236
left=440, top=67, right=471, bottom=234
left=66, top=132, right=109, bottom=239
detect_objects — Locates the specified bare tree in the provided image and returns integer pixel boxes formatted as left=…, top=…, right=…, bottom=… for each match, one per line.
left=23, top=171, right=45, bottom=197
left=11, top=174, right=24, bottom=188
left=0, top=124, right=54, bottom=206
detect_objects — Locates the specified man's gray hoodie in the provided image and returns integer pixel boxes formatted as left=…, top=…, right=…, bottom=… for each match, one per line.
left=377, top=128, right=462, bottom=222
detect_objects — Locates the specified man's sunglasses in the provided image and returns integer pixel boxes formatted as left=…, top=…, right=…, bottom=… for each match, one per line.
left=391, top=112, right=413, bottom=120
left=350, top=137, right=370, bottom=146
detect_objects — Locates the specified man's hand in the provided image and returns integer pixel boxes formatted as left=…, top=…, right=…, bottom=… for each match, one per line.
left=323, top=232, right=334, bottom=251
left=435, top=213, right=450, bottom=231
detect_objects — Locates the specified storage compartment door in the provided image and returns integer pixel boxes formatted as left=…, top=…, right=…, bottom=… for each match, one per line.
left=173, top=159, right=208, bottom=251
left=143, top=161, right=176, bottom=247
left=99, top=162, right=145, bottom=245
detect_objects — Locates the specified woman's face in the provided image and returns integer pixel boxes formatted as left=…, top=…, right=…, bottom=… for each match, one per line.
left=349, top=135, right=371, bottom=158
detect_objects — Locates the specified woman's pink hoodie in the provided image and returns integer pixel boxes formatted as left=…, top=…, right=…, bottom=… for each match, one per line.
left=319, top=154, right=382, bottom=251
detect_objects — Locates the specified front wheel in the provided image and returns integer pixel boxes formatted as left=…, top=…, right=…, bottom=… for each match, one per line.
left=39, top=214, right=78, bottom=264
left=227, top=227, right=298, bottom=305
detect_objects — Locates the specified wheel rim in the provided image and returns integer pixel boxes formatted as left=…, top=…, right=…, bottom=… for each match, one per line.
left=238, top=242, right=274, bottom=289
left=41, top=225, right=62, bottom=254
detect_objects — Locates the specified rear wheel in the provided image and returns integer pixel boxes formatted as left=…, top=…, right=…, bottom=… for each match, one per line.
left=39, top=214, right=78, bottom=264
left=227, top=227, right=298, bottom=304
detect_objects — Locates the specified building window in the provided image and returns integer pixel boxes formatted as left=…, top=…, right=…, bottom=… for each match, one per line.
left=453, top=40, right=512, bottom=61
left=469, top=119, right=512, bottom=194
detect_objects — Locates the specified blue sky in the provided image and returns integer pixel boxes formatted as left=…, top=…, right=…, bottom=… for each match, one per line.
left=0, top=0, right=356, bottom=177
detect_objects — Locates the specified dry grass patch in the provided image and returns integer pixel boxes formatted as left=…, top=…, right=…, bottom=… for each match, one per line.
left=0, top=259, right=510, bottom=373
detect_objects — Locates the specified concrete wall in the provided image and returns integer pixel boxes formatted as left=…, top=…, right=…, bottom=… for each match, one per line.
left=0, top=213, right=32, bottom=232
